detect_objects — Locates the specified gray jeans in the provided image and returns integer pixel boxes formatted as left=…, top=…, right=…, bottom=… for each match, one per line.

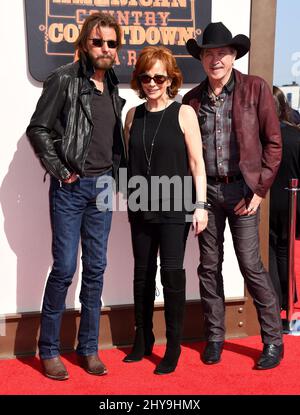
left=198, top=178, right=282, bottom=345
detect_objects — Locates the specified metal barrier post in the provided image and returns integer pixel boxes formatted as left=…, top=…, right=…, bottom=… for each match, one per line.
left=286, top=178, right=300, bottom=334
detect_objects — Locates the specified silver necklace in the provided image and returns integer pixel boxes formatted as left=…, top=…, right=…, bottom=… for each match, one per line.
left=142, top=102, right=168, bottom=175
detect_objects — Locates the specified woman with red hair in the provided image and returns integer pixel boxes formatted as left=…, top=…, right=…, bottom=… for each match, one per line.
left=123, top=46, right=208, bottom=374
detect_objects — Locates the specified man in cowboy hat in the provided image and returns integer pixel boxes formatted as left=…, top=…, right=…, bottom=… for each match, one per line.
left=183, top=22, right=283, bottom=370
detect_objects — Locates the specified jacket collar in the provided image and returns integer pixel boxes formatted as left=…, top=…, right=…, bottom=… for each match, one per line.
left=232, top=69, right=242, bottom=85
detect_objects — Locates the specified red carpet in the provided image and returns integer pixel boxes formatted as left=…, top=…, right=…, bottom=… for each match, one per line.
left=0, top=334, right=299, bottom=395
left=0, top=243, right=299, bottom=396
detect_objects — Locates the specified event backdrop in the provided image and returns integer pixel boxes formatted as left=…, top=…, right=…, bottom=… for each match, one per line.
left=25, top=0, right=211, bottom=82
left=0, top=0, right=250, bottom=314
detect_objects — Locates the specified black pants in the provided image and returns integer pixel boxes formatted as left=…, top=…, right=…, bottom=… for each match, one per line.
left=130, top=220, right=190, bottom=272
left=198, top=179, right=283, bottom=346
left=269, top=229, right=298, bottom=310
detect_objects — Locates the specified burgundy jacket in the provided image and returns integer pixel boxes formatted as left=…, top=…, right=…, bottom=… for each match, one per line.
left=182, top=69, right=282, bottom=197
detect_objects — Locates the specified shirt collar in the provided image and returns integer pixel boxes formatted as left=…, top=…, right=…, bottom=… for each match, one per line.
left=204, top=71, right=235, bottom=96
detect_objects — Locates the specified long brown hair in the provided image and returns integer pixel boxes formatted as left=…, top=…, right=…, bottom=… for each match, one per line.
left=75, top=12, right=122, bottom=62
left=273, top=85, right=295, bottom=124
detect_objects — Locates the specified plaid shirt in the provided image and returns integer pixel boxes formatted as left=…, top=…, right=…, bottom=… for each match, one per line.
left=199, top=75, right=240, bottom=177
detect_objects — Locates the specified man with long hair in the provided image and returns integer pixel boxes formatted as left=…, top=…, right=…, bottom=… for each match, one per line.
left=27, top=12, right=126, bottom=380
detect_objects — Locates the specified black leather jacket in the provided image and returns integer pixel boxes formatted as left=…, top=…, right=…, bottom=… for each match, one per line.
left=26, top=59, right=126, bottom=181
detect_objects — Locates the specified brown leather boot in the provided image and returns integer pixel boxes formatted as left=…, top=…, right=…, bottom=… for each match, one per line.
left=78, top=353, right=108, bottom=376
left=41, top=356, right=69, bottom=381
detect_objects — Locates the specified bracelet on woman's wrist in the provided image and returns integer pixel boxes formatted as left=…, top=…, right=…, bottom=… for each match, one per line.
left=195, top=201, right=211, bottom=210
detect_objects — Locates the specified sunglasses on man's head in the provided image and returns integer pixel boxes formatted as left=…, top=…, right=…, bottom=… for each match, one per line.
left=138, top=74, right=169, bottom=85
left=89, top=38, right=118, bottom=49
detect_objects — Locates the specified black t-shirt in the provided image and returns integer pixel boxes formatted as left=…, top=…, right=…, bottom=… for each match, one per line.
left=84, top=80, right=116, bottom=176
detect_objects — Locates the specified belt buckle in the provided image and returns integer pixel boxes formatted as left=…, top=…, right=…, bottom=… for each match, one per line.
left=217, top=176, right=229, bottom=184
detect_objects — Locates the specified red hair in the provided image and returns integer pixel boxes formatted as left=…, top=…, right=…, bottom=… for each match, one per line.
left=131, top=46, right=183, bottom=99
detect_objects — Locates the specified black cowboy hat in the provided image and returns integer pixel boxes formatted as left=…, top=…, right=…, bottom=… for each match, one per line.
left=186, top=22, right=250, bottom=60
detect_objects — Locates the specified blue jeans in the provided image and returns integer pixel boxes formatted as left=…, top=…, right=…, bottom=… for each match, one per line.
left=38, top=172, right=113, bottom=359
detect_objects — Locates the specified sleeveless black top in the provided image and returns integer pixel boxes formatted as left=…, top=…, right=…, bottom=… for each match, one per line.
left=128, top=101, right=193, bottom=223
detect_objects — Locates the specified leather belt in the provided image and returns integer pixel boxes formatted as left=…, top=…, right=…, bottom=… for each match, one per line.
left=207, top=174, right=243, bottom=184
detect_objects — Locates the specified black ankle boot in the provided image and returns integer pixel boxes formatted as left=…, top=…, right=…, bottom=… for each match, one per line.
left=256, top=344, right=284, bottom=370
left=154, top=269, right=186, bottom=375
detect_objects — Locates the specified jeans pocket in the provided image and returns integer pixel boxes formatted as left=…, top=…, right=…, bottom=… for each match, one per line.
left=62, top=178, right=80, bottom=192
